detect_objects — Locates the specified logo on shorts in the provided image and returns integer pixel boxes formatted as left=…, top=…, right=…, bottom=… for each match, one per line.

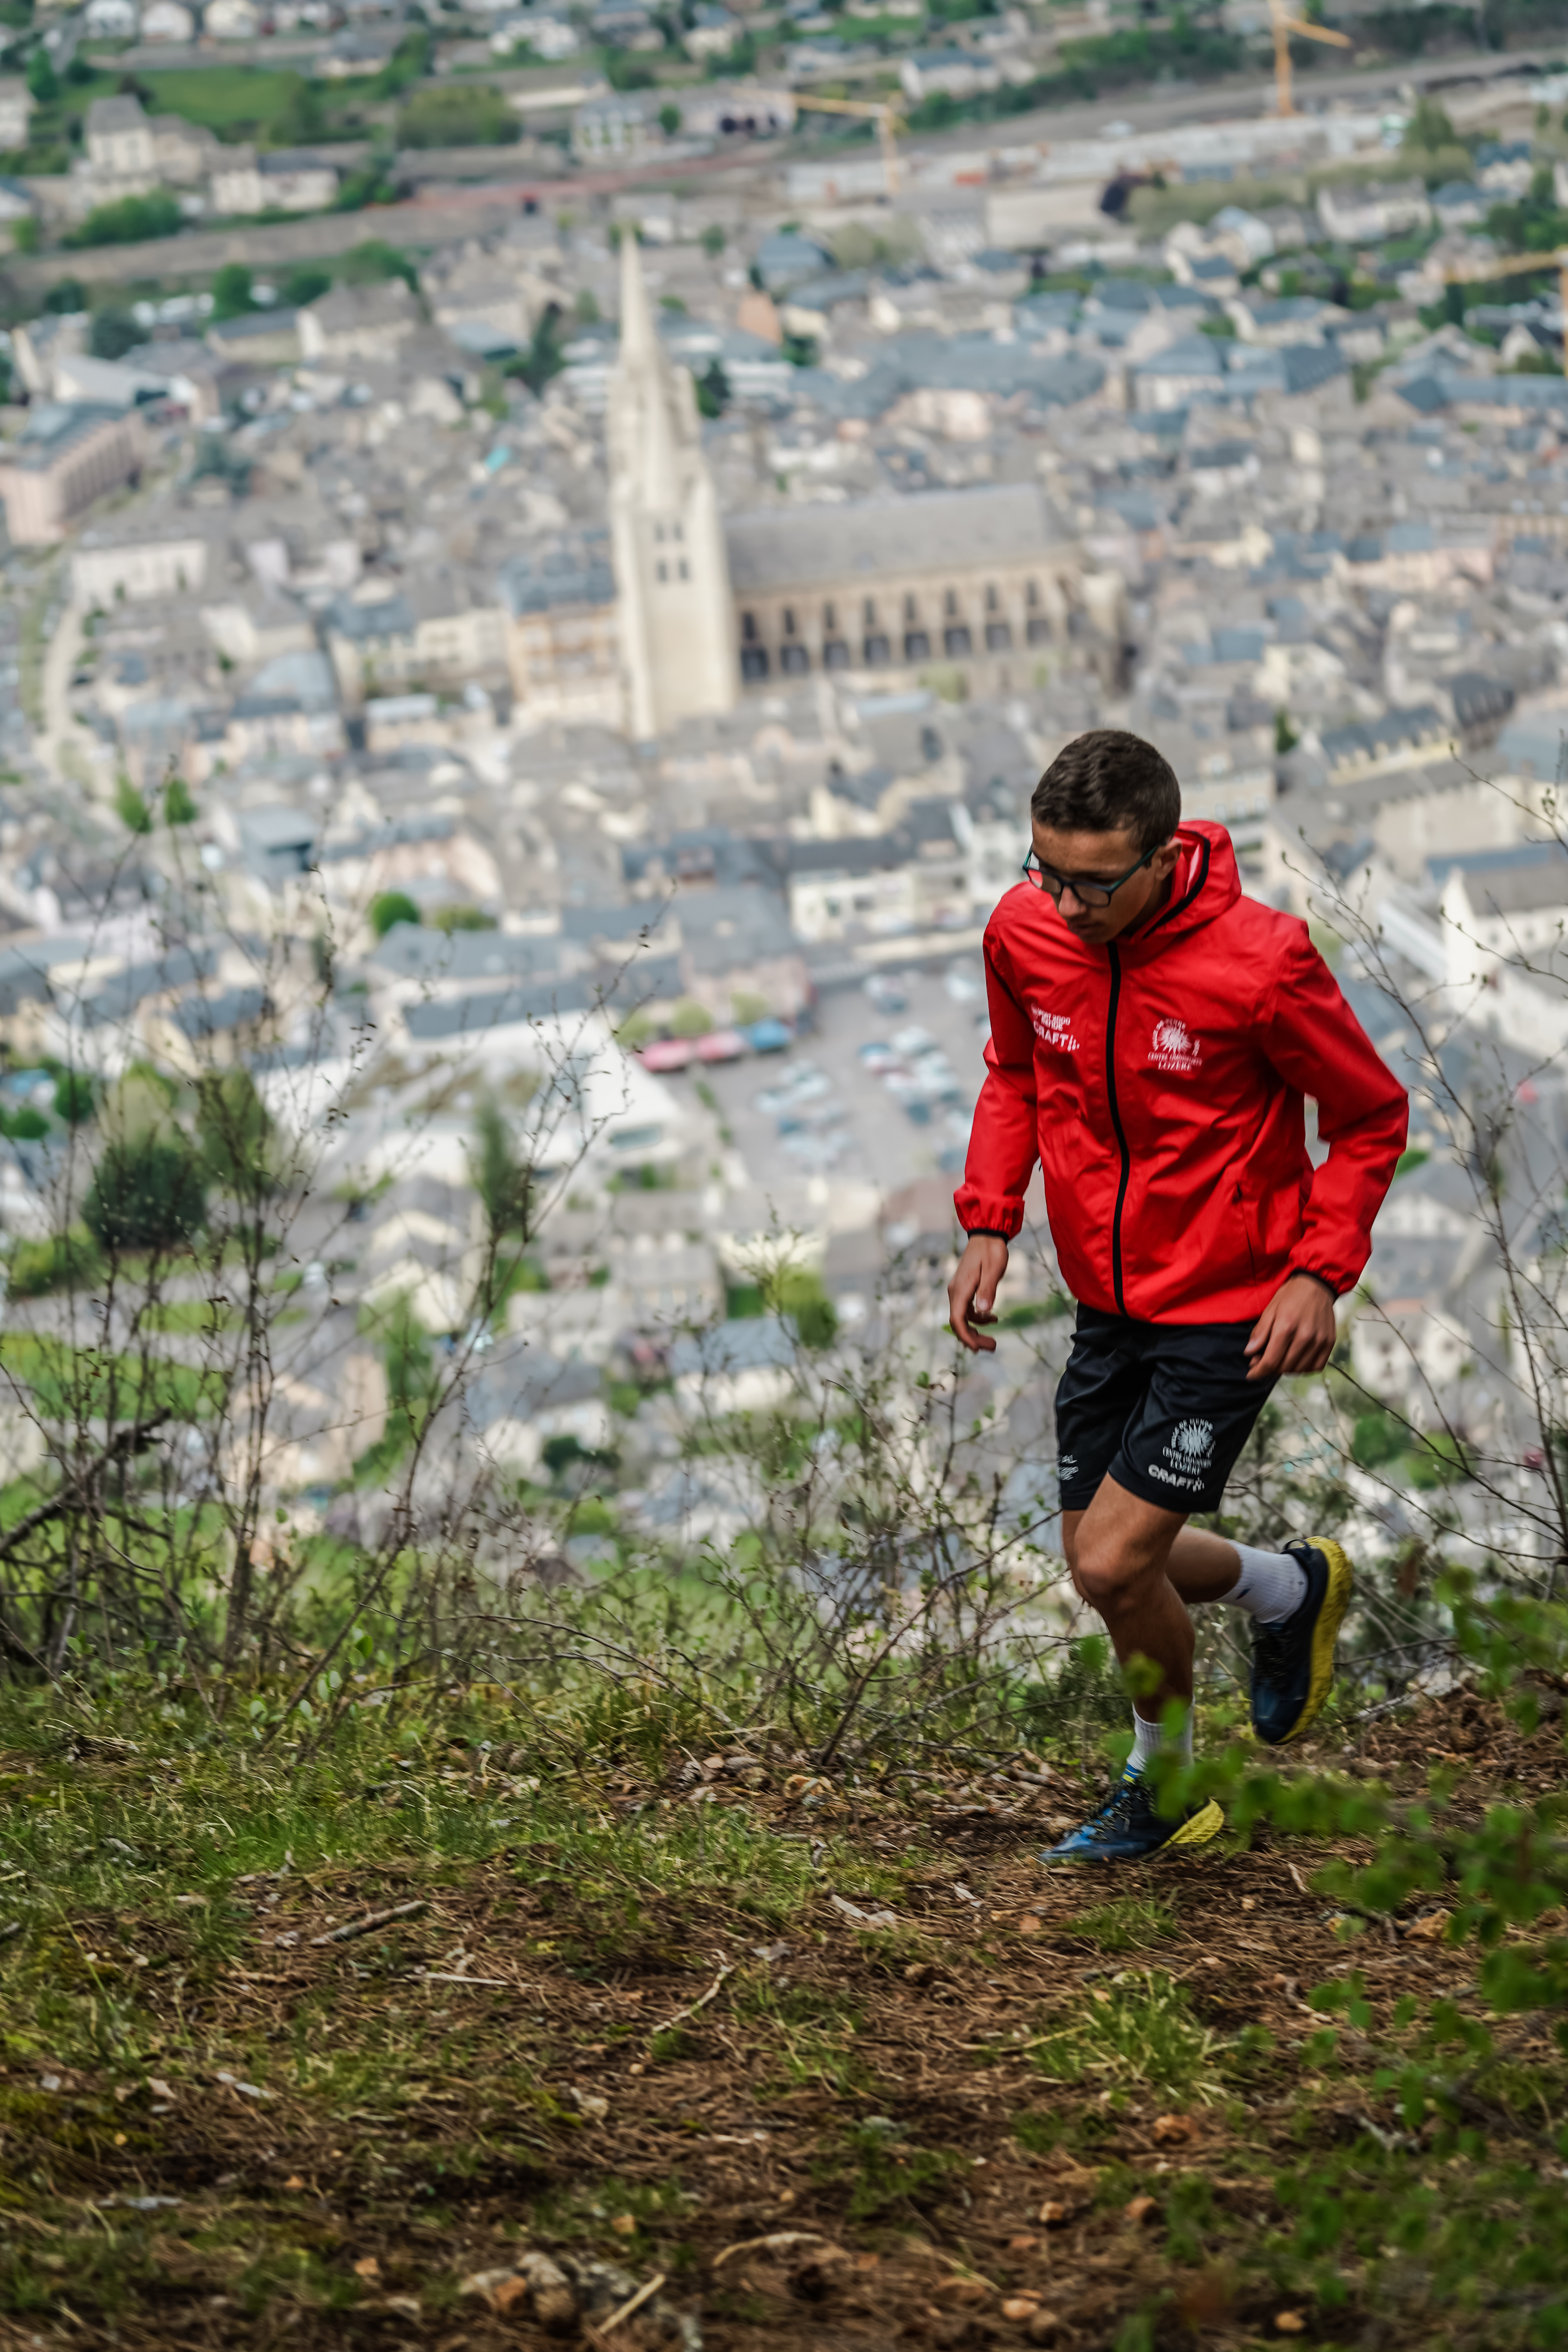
left=1149, top=1017, right=1201, bottom=1075
left=1031, top=1004, right=1081, bottom=1053
left=1146, top=1417, right=1216, bottom=1494
left=1058, top=1451, right=1078, bottom=1482
left=1169, top=1417, right=1214, bottom=1470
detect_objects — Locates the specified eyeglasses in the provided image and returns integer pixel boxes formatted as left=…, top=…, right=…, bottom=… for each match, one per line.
left=1021, top=844, right=1161, bottom=909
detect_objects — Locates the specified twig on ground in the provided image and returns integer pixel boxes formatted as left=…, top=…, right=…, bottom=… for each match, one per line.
left=651, top=1957, right=734, bottom=2040
left=310, top=1900, right=426, bottom=1946
left=714, top=2232, right=835, bottom=2270
left=586, top=2271, right=666, bottom=2343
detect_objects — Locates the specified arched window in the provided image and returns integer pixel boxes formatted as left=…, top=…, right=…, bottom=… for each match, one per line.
left=944, top=588, right=958, bottom=618
left=782, top=606, right=796, bottom=635
left=985, top=584, right=998, bottom=612
left=742, top=612, right=757, bottom=642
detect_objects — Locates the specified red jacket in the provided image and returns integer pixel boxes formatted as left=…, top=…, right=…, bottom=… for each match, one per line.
left=955, top=822, right=1408, bottom=1324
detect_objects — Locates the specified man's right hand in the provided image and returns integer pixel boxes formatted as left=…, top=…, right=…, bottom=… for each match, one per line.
left=947, top=1234, right=1010, bottom=1353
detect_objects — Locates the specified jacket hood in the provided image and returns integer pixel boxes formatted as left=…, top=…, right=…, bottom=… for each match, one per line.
left=1116, top=820, right=1241, bottom=960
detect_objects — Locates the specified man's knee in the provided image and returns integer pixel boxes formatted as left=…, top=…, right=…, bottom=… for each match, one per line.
left=1070, top=1529, right=1141, bottom=1611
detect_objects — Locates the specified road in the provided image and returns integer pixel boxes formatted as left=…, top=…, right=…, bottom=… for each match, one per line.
left=40, top=599, right=96, bottom=794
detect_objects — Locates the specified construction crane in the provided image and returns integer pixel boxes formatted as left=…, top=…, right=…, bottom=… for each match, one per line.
left=1442, top=245, right=1568, bottom=369
left=1268, top=0, right=1351, bottom=119
left=788, top=91, right=906, bottom=196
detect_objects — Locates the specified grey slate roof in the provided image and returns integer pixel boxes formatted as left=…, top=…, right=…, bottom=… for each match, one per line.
left=725, top=481, right=1057, bottom=597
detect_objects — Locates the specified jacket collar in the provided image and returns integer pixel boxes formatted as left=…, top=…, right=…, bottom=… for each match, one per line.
left=1113, top=821, right=1239, bottom=960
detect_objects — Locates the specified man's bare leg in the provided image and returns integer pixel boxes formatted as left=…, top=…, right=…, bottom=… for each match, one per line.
left=1062, top=1479, right=1246, bottom=1719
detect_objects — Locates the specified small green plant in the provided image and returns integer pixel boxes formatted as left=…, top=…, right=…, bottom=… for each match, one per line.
left=1062, top=1895, right=1178, bottom=1953
left=1030, top=1971, right=1230, bottom=2104
left=114, top=774, right=152, bottom=835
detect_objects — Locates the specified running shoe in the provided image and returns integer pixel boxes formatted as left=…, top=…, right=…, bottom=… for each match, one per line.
left=1040, top=1769, right=1225, bottom=1864
left=1250, top=1536, right=1353, bottom=1746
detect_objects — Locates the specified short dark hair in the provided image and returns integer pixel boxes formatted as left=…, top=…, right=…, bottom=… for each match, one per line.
left=1030, top=730, right=1181, bottom=856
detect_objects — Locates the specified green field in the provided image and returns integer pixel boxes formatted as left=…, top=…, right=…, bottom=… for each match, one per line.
left=137, top=65, right=323, bottom=139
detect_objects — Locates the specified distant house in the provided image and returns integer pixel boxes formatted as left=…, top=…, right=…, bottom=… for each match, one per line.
left=1430, top=181, right=1487, bottom=230
left=152, top=113, right=220, bottom=183
left=1128, top=333, right=1227, bottom=413
left=205, top=307, right=302, bottom=363
left=1474, top=138, right=1534, bottom=196
left=223, top=648, right=344, bottom=763
left=85, top=93, right=156, bottom=178
left=787, top=34, right=877, bottom=82
left=140, top=0, right=198, bottom=38
left=319, top=25, right=401, bottom=74
left=684, top=3, right=740, bottom=56
left=0, top=175, right=34, bottom=228
left=210, top=147, right=339, bottom=214
left=753, top=227, right=832, bottom=293
left=498, top=535, right=623, bottom=727
left=204, top=0, right=260, bottom=32
left=492, top=11, right=578, bottom=56
left=0, top=77, right=32, bottom=152
left=572, top=93, right=662, bottom=163
left=82, top=0, right=139, bottom=31
left=297, top=277, right=420, bottom=363
left=325, top=575, right=508, bottom=706
left=899, top=47, right=1002, bottom=100
left=590, top=0, right=661, bottom=45
left=0, top=403, right=147, bottom=546
left=1315, top=178, right=1431, bottom=243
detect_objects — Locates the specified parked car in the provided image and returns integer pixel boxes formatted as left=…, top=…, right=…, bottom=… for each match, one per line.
left=746, top=1017, right=794, bottom=1053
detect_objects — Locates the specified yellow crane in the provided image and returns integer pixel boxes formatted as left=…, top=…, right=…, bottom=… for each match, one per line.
left=788, top=91, right=906, bottom=195
left=1269, top=0, right=1351, bottom=118
left=1442, top=245, right=1568, bottom=369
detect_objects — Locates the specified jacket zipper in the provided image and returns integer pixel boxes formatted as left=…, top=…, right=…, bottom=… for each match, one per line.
left=1105, top=944, right=1130, bottom=1316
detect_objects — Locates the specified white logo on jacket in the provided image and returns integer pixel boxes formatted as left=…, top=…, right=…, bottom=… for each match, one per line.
left=1149, top=1017, right=1201, bottom=1074
left=1031, top=1004, right=1081, bottom=1053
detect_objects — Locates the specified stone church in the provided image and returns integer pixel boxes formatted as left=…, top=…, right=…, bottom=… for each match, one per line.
left=510, top=239, right=1107, bottom=741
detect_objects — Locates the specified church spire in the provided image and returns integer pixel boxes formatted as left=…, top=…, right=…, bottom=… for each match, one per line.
left=619, top=229, right=656, bottom=370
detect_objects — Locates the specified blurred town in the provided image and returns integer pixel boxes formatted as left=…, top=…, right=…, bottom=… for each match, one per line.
left=0, top=0, right=1565, bottom=1570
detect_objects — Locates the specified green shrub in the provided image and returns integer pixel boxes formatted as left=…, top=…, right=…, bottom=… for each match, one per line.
left=67, top=191, right=182, bottom=247
left=369, top=891, right=421, bottom=938
left=7, top=1227, right=102, bottom=1299
left=83, top=1135, right=207, bottom=1255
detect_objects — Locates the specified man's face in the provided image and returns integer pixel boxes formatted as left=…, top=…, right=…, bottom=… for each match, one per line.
left=1029, top=819, right=1181, bottom=946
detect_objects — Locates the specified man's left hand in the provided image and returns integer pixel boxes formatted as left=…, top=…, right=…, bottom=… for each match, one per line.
left=1245, top=1274, right=1338, bottom=1382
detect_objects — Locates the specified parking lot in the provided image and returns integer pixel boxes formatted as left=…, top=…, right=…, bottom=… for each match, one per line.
left=692, top=958, right=993, bottom=1198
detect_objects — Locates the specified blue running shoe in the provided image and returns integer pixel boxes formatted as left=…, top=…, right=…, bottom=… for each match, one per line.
left=1250, top=1536, right=1353, bottom=1747
left=1040, top=1769, right=1225, bottom=1865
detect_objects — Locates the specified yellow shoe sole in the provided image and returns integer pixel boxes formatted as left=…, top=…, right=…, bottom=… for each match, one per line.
left=1279, top=1535, right=1353, bottom=1745
left=1163, top=1798, right=1225, bottom=1850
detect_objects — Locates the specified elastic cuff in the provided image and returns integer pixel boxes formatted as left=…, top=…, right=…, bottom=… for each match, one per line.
left=964, top=1229, right=1012, bottom=1242
left=1289, top=1269, right=1339, bottom=1299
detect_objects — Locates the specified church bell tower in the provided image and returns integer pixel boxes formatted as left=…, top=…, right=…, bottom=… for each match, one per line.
left=607, top=233, right=736, bottom=742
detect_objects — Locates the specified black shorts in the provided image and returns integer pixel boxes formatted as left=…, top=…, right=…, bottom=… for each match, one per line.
left=1054, top=1305, right=1275, bottom=1517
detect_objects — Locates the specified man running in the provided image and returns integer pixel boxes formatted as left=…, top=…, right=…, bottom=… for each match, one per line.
left=947, top=730, right=1406, bottom=1863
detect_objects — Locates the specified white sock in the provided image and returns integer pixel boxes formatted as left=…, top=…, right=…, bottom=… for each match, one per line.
left=1221, top=1541, right=1308, bottom=1627
left=1129, top=1706, right=1193, bottom=1775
